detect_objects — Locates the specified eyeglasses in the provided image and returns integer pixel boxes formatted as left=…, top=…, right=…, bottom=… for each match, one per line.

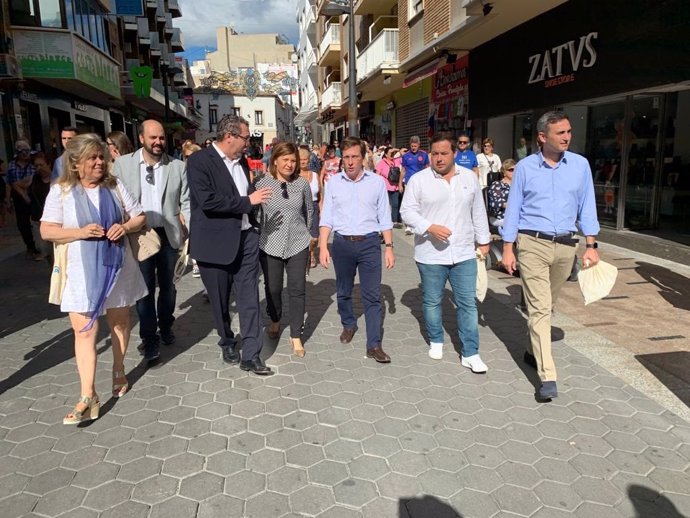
left=505, top=167, right=515, bottom=171
left=145, top=165, right=155, bottom=185
left=233, top=133, right=250, bottom=143
left=458, top=140, right=469, bottom=144
left=280, top=182, right=289, bottom=199
left=483, top=144, right=492, bottom=148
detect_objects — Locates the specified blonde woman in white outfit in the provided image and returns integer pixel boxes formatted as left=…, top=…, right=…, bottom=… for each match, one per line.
left=476, top=138, right=502, bottom=189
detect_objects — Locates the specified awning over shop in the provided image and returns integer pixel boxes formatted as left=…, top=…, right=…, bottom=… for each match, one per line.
left=294, top=106, right=319, bottom=126
left=402, top=58, right=442, bottom=89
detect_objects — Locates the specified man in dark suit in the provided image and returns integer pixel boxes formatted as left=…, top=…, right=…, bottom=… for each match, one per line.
left=186, top=115, right=273, bottom=375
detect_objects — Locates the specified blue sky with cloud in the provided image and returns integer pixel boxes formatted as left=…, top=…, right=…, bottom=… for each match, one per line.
left=175, top=0, right=300, bottom=62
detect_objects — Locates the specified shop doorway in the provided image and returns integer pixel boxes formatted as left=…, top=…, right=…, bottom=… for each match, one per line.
left=20, top=101, right=43, bottom=151
left=75, top=115, right=105, bottom=139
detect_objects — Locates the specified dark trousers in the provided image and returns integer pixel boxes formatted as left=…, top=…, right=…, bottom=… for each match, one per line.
left=198, top=229, right=262, bottom=361
left=11, top=191, right=37, bottom=253
left=137, top=227, right=178, bottom=342
left=332, top=232, right=382, bottom=349
left=260, top=247, right=309, bottom=338
left=388, top=191, right=400, bottom=224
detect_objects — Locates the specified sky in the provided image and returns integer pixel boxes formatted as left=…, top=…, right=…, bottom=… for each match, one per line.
left=175, top=0, right=301, bottom=62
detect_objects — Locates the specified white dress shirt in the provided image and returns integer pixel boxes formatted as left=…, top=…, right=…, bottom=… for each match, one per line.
left=400, top=165, right=491, bottom=265
left=213, top=143, right=251, bottom=230
left=139, top=150, right=164, bottom=228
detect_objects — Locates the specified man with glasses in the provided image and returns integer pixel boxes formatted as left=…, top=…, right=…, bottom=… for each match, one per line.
left=7, top=138, right=41, bottom=259
left=187, top=114, right=274, bottom=375
left=454, top=133, right=479, bottom=177
left=113, top=119, right=190, bottom=364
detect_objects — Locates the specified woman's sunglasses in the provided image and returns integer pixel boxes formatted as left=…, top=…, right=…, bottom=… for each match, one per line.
left=280, top=182, right=288, bottom=199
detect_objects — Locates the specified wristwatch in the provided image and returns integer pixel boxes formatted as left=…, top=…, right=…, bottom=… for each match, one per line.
left=585, top=242, right=598, bottom=249
left=384, top=243, right=394, bottom=248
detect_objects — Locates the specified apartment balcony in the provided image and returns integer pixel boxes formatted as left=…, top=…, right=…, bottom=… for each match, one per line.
left=321, top=81, right=342, bottom=109
left=171, top=27, right=184, bottom=52
left=123, top=16, right=137, bottom=32
left=150, top=32, right=162, bottom=57
left=318, top=24, right=341, bottom=67
left=167, top=0, right=182, bottom=17
left=354, top=0, right=396, bottom=15
left=356, top=29, right=398, bottom=82
left=146, top=0, right=158, bottom=11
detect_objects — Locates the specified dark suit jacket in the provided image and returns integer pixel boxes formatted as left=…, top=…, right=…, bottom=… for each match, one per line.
left=187, top=146, right=256, bottom=265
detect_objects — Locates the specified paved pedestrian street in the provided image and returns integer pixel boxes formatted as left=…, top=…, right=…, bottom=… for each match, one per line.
left=1, top=234, right=689, bottom=518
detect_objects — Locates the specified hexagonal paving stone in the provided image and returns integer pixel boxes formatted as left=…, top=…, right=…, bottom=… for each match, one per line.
left=308, top=460, right=350, bottom=486
left=247, top=448, right=286, bottom=474
left=534, top=480, right=583, bottom=511
left=267, top=466, right=309, bottom=494
left=206, top=450, right=247, bottom=477
left=324, top=438, right=364, bottom=462
left=455, top=465, right=503, bottom=493
left=32, top=486, right=85, bottom=516
left=82, top=480, right=134, bottom=511
left=418, top=469, right=461, bottom=498
left=25, top=467, right=75, bottom=495
left=333, top=478, right=378, bottom=507
left=147, top=436, right=189, bottom=460
left=290, top=485, right=336, bottom=516
left=449, top=488, right=500, bottom=518
left=348, top=454, right=390, bottom=481
left=131, top=474, right=179, bottom=504
left=72, top=462, right=120, bottom=489
left=197, top=494, right=244, bottom=518
left=149, top=495, right=199, bottom=518
left=211, top=415, right=247, bottom=437
left=286, top=443, right=325, bottom=467
left=228, top=432, right=266, bottom=454
left=100, top=501, right=150, bottom=518
left=362, top=434, right=402, bottom=458
left=497, top=461, right=542, bottom=489
left=247, top=414, right=283, bottom=435
left=105, top=440, right=148, bottom=465
left=188, top=433, right=228, bottom=456
left=117, top=457, right=162, bottom=483
left=224, top=470, right=266, bottom=499
left=572, top=476, right=622, bottom=505
left=162, top=452, right=205, bottom=478
left=388, top=450, right=429, bottom=477
left=179, top=471, right=225, bottom=501
left=173, top=418, right=211, bottom=439
left=266, top=428, right=303, bottom=450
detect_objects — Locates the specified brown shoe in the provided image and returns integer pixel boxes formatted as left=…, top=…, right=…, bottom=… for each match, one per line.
left=339, top=327, right=357, bottom=344
left=366, top=346, right=391, bottom=363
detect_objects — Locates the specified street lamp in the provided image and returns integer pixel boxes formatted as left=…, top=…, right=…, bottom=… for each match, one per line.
left=160, top=63, right=183, bottom=154
left=321, top=0, right=358, bottom=138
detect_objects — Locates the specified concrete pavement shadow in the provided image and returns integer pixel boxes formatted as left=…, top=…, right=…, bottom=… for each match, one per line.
left=0, top=253, right=63, bottom=340
left=0, top=326, right=110, bottom=397
left=635, top=261, right=690, bottom=311
left=635, top=351, right=690, bottom=408
left=480, top=287, right=543, bottom=397
left=302, top=277, right=336, bottom=343
left=400, top=286, right=466, bottom=351
left=627, top=484, right=685, bottom=517
left=399, top=495, right=462, bottom=517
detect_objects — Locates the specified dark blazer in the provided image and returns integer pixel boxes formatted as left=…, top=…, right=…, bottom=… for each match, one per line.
left=187, top=146, right=256, bottom=265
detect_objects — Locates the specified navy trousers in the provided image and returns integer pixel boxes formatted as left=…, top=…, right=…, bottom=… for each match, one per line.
left=331, top=232, right=382, bottom=349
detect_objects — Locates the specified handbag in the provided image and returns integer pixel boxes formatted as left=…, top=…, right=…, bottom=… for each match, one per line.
left=114, top=185, right=161, bottom=261
left=48, top=243, right=68, bottom=305
left=388, top=166, right=401, bottom=185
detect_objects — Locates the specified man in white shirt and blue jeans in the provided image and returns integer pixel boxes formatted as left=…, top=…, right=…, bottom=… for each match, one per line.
left=400, top=135, right=491, bottom=373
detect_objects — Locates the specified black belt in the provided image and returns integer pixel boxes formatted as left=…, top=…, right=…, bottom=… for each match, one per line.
left=337, top=232, right=377, bottom=242
left=519, top=230, right=579, bottom=246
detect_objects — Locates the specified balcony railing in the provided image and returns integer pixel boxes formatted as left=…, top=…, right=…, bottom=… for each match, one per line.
left=319, top=24, right=340, bottom=58
left=321, top=81, right=342, bottom=109
left=355, top=29, right=398, bottom=82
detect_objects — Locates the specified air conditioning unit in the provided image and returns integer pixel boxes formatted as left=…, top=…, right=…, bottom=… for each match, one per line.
left=0, top=54, right=21, bottom=78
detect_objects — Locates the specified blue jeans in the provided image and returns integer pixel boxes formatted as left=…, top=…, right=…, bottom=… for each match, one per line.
left=137, top=228, right=178, bottom=342
left=332, top=233, right=382, bottom=348
left=388, top=191, right=400, bottom=224
left=417, top=259, right=479, bottom=357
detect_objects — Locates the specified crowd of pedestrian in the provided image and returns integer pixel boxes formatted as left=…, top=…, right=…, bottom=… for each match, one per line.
left=1, top=108, right=601, bottom=425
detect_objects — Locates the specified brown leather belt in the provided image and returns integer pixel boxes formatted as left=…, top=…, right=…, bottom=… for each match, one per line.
left=519, top=230, right=579, bottom=246
left=337, top=233, right=376, bottom=242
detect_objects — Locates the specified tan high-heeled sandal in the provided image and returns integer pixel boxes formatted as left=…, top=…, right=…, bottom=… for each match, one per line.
left=63, top=395, right=100, bottom=425
left=291, top=338, right=306, bottom=358
left=112, top=369, right=129, bottom=398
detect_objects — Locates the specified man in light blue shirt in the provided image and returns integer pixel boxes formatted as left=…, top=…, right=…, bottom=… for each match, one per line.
left=51, top=127, right=78, bottom=181
left=502, top=110, right=601, bottom=401
left=319, top=137, right=395, bottom=363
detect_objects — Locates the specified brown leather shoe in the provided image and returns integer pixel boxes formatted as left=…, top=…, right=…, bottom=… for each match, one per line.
left=366, top=346, right=391, bottom=363
left=339, top=327, right=357, bottom=344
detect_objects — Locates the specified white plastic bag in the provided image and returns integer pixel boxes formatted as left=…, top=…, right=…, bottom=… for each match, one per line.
left=476, top=248, right=488, bottom=302
left=577, top=260, right=618, bottom=305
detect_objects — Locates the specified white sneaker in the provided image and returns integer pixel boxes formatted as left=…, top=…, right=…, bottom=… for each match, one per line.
left=428, top=342, right=443, bottom=360
left=461, top=354, right=488, bottom=373
left=192, top=264, right=200, bottom=278
left=405, top=226, right=413, bottom=235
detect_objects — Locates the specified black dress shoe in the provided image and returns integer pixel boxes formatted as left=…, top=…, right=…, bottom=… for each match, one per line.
left=537, top=381, right=558, bottom=401
left=339, top=327, right=357, bottom=344
left=240, top=359, right=273, bottom=375
left=222, top=346, right=240, bottom=365
left=523, top=351, right=538, bottom=369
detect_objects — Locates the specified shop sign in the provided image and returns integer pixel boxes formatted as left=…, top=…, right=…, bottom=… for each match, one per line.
left=469, top=0, right=690, bottom=119
left=73, top=101, right=88, bottom=112
left=432, top=55, right=469, bottom=103
left=14, top=29, right=121, bottom=99
left=527, top=32, right=598, bottom=88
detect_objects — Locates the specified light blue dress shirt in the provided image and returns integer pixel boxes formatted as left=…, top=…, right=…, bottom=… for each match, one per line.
left=502, top=150, right=600, bottom=243
left=320, top=171, right=392, bottom=235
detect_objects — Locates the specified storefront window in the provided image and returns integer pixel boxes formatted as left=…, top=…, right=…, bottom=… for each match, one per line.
left=624, top=95, right=661, bottom=229
left=584, top=101, right=625, bottom=227
left=514, top=114, right=533, bottom=161
left=659, top=91, right=690, bottom=241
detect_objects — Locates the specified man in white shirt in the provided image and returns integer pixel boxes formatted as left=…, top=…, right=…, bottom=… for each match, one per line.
left=113, top=119, right=190, bottom=364
left=400, top=135, right=491, bottom=372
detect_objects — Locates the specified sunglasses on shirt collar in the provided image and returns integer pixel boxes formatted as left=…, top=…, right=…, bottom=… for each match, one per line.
left=145, top=165, right=155, bottom=185
left=280, top=182, right=289, bottom=199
